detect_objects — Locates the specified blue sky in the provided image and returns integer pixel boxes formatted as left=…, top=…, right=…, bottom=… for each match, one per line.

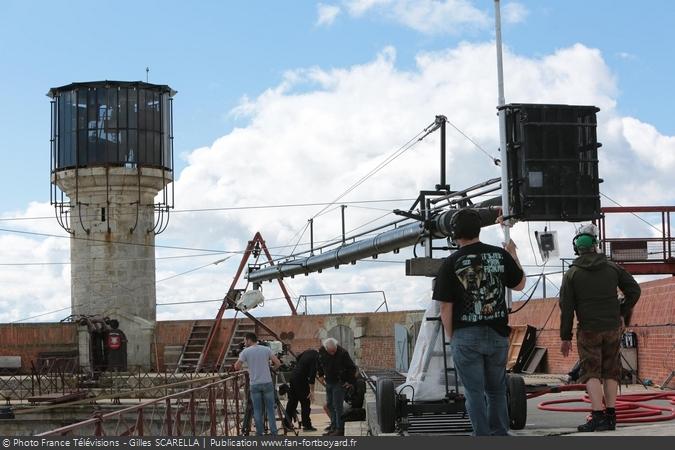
left=1, top=0, right=673, bottom=211
left=1, top=0, right=674, bottom=322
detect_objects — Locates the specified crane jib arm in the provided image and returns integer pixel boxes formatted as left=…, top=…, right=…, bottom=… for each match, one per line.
left=246, top=206, right=501, bottom=283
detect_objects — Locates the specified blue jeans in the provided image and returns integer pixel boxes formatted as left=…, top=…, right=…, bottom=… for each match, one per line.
left=451, top=326, right=510, bottom=436
left=250, top=382, right=277, bottom=436
left=325, top=382, right=345, bottom=431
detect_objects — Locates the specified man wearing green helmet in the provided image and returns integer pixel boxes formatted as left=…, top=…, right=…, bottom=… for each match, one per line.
left=559, top=224, right=641, bottom=432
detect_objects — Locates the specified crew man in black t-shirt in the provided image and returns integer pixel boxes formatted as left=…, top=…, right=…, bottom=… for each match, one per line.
left=284, top=349, right=319, bottom=431
left=432, top=208, right=525, bottom=436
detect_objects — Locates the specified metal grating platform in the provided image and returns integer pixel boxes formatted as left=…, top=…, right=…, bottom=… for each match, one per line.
left=403, top=413, right=472, bottom=435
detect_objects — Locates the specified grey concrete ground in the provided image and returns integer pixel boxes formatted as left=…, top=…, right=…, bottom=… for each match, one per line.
left=516, top=379, right=675, bottom=436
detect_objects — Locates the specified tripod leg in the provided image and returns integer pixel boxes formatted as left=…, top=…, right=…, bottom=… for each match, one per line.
left=277, top=393, right=298, bottom=435
left=661, top=372, right=675, bottom=390
left=620, top=352, right=648, bottom=390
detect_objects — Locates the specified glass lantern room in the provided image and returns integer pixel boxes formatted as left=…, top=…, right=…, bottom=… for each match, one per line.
left=48, top=81, right=175, bottom=172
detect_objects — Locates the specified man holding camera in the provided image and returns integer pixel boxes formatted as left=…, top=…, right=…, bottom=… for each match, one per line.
left=235, top=332, right=282, bottom=436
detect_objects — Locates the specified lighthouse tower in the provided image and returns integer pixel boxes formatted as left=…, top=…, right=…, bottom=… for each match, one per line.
left=48, top=81, right=176, bottom=369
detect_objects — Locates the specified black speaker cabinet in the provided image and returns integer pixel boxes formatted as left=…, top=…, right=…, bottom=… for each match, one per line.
left=503, top=103, right=602, bottom=222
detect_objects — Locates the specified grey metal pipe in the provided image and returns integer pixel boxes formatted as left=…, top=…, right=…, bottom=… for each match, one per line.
left=248, top=221, right=425, bottom=282
left=247, top=204, right=502, bottom=283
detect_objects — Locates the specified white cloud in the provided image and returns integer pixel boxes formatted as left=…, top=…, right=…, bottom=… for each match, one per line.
left=0, top=233, right=70, bottom=323
left=598, top=115, right=675, bottom=207
left=619, top=117, right=675, bottom=170
left=316, top=3, right=342, bottom=26
left=616, top=51, right=637, bottom=61
left=502, top=2, right=528, bottom=24
left=345, top=0, right=391, bottom=16
left=343, top=0, right=490, bottom=34
left=2, top=41, right=674, bottom=322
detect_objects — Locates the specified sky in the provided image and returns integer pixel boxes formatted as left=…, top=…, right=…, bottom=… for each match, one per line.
left=0, top=0, right=674, bottom=323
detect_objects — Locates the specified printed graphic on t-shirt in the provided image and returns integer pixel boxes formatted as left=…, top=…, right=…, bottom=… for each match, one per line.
left=454, top=252, right=506, bottom=322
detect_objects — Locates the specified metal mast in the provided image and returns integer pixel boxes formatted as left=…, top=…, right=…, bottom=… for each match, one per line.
left=494, top=0, right=513, bottom=308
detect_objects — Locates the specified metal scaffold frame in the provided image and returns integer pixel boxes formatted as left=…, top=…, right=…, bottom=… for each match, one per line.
left=175, top=232, right=296, bottom=374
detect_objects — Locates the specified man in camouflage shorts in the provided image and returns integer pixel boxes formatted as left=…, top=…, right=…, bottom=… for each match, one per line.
left=559, top=224, right=641, bottom=432
left=576, top=328, right=623, bottom=383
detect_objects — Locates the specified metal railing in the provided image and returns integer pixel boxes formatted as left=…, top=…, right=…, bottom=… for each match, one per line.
left=601, top=238, right=675, bottom=262
left=37, top=371, right=248, bottom=437
left=0, top=367, right=224, bottom=402
left=296, top=290, right=389, bottom=314
left=598, top=206, right=675, bottom=275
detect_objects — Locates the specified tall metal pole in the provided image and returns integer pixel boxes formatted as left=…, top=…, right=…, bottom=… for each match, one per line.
left=436, top=115, right=448, bottom=191
left=309, top=218, right=314, bottom=255
left=495, top=0, right=513, bottom=309
left=341, top=205, right=347, bottom=245
left=542, top=274, right=547, bottom=299
left=441, top=118, right=446, bottom=189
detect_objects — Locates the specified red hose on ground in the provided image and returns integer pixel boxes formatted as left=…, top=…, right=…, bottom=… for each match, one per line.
left=530, top=385, right=675, bottom=424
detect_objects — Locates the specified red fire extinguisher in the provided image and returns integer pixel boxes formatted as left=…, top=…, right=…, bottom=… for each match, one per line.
left=107, top=331, right=122, bottom=350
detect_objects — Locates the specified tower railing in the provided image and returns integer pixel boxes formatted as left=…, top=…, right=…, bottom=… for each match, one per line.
left=598, top=206, right=675, bottom=275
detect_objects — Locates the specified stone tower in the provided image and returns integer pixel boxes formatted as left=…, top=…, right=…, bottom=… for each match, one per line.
left=48, top=81, right=176, bottom=369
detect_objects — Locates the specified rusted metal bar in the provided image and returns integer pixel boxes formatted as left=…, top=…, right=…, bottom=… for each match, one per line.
left=165, top=398, right=173, bottom=436
left=216, top=309, right=240, bottom=371
left=136, top=408, right=144, bottom=436
left=94, top=415, right=104, bottom=436
left=120, top=424, right=137, bottom=437
left=201, top=241, right=256, bottom=371
left=259, top=235, right=298, bottom=315
left=602, top=206, right=675, bottom=213
left=189, top=392, right=196, bottom=435
left=209, top=386, right=217, bottom=436
left=668, top=212, right=672, bottom=259
left=175, top=403, right=183, bottom=436
left=234, top=375, right=241, bottom=435
left=221, top=380, right=228, bottom=436
left=662, top=212, right=667, bottom=263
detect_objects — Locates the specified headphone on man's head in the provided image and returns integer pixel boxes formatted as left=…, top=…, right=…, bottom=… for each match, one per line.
left=572, top=233, right=597, bottom=255
left=449, top=208, right=482, bottom=241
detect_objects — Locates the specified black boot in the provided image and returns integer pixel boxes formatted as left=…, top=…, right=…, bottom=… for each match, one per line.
left=604, top=408, right=617, bottom=431
left=578, top=410, right=611, bottom=432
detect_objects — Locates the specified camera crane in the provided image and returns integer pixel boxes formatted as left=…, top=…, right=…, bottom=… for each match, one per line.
left=242, top=1, right=604, bottom=435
